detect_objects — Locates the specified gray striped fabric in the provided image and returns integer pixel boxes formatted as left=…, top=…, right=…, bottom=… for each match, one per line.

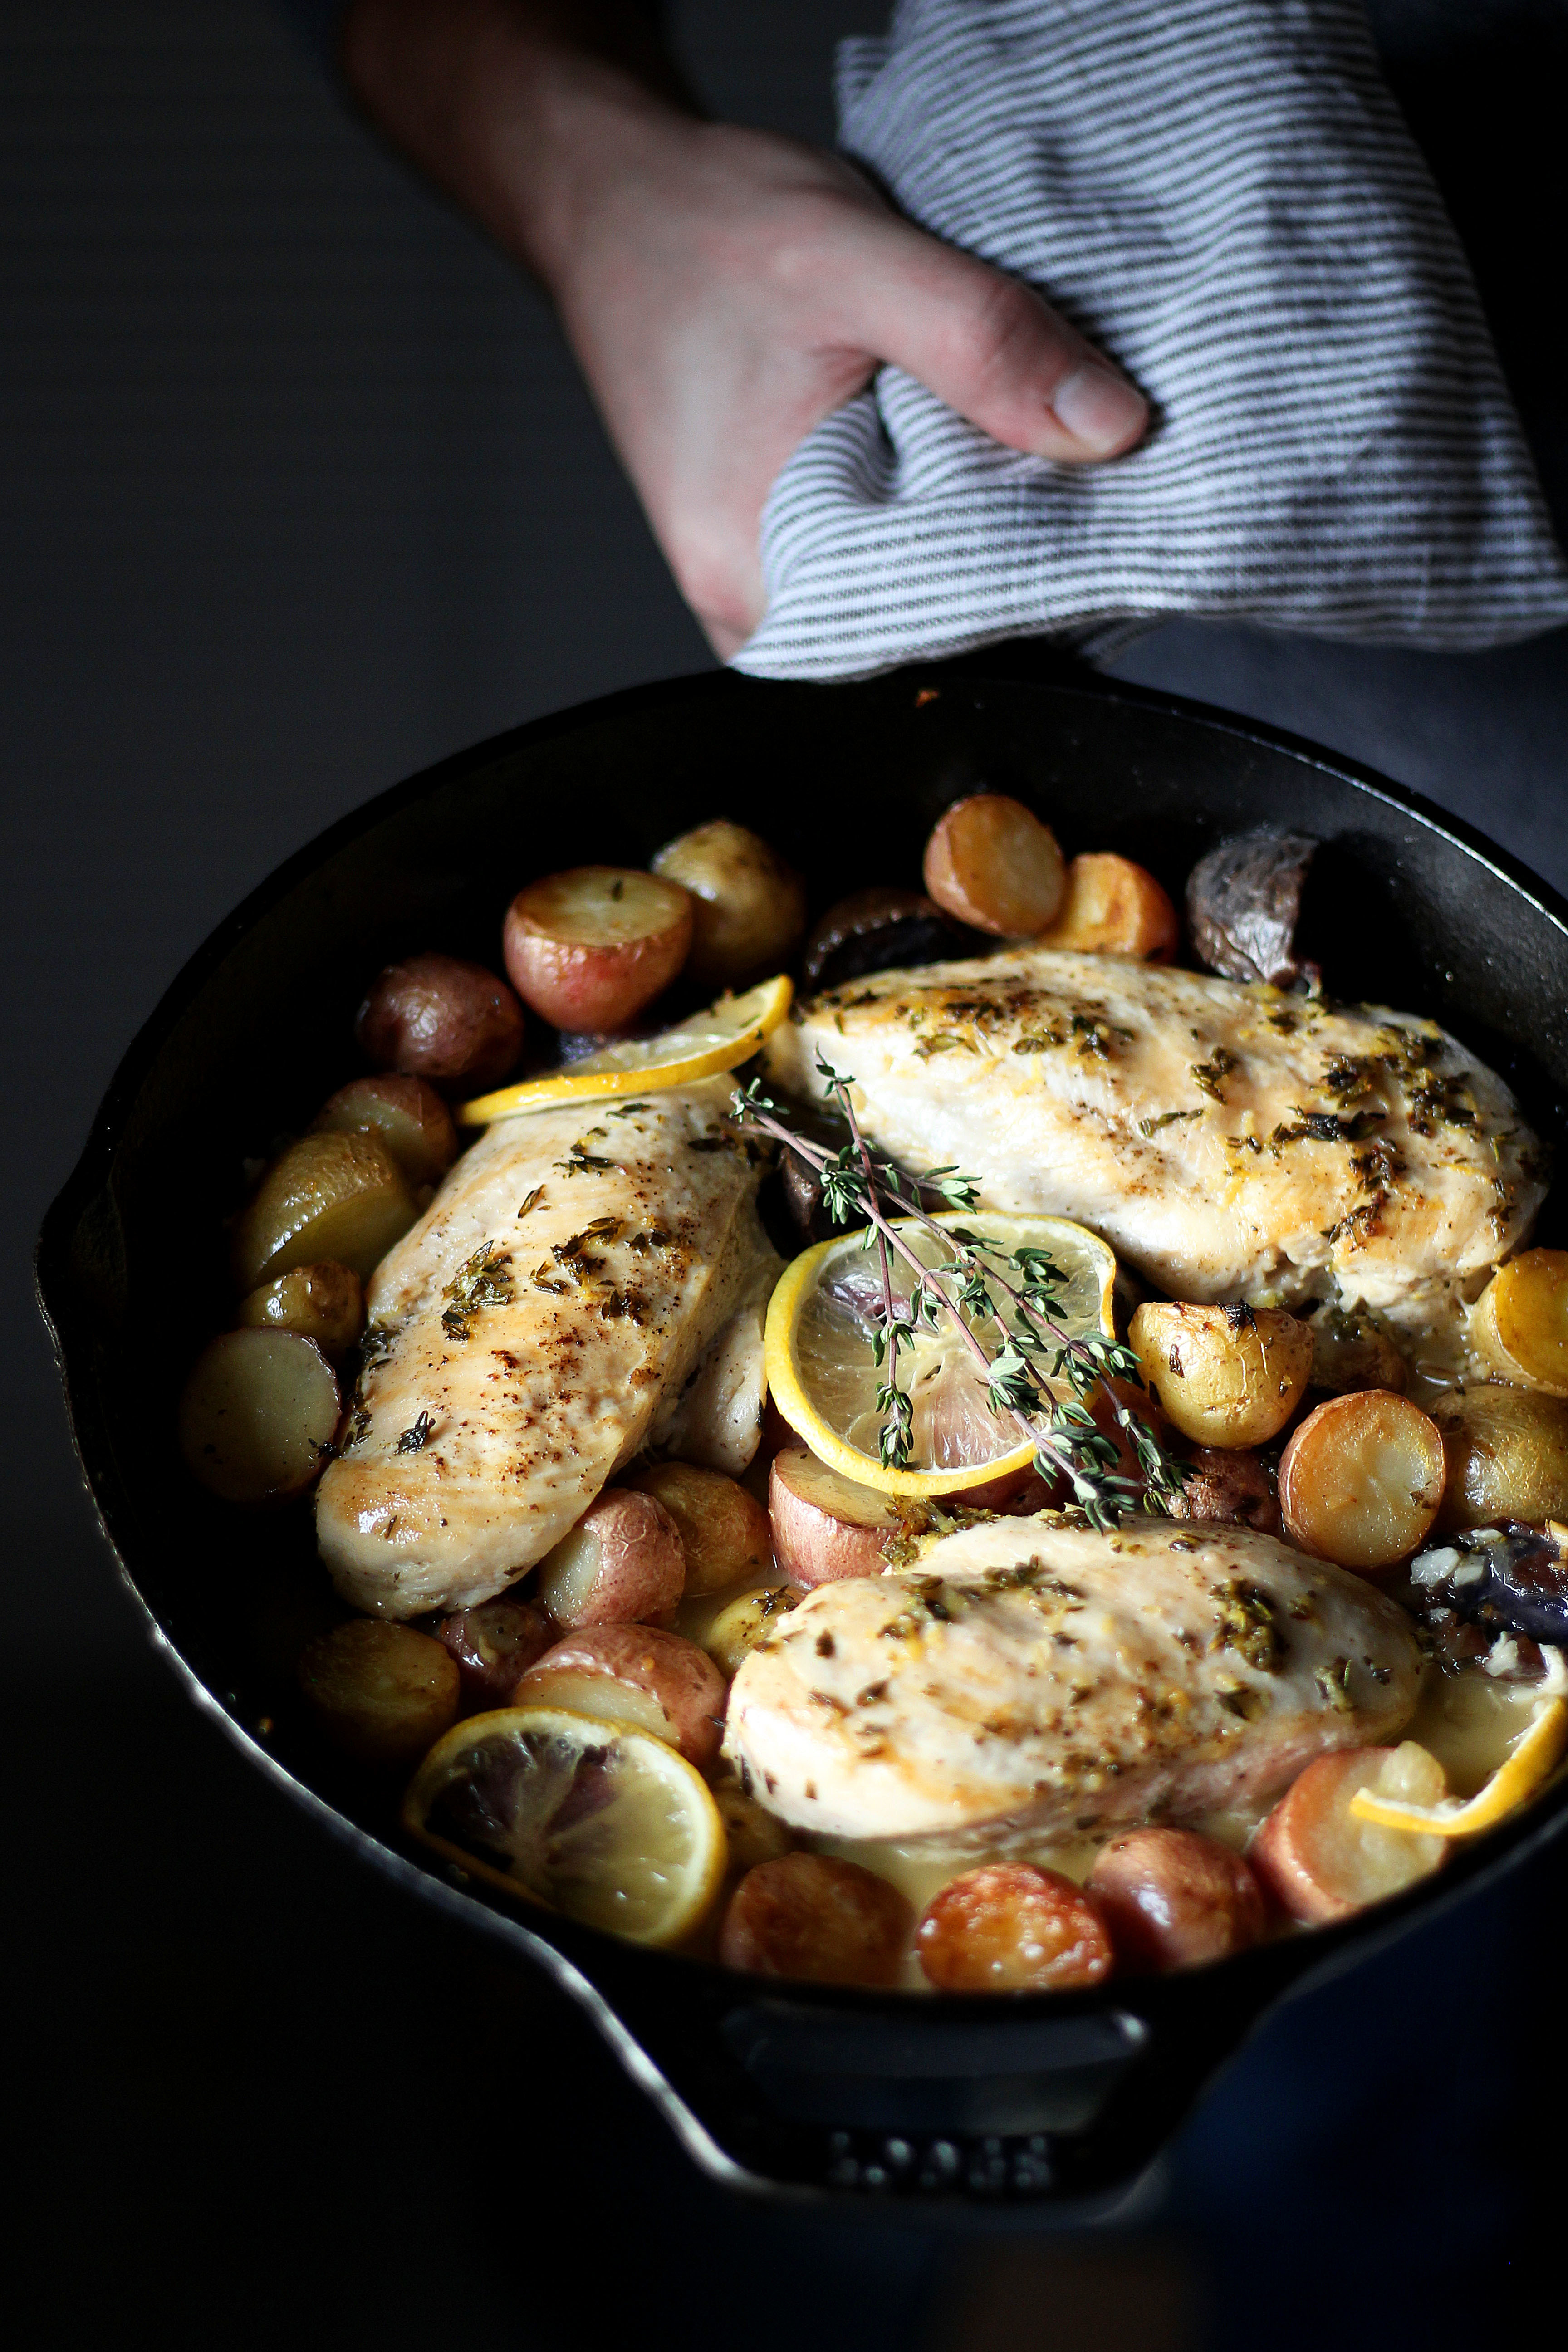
left=732, top=0, right=1568, bottom=681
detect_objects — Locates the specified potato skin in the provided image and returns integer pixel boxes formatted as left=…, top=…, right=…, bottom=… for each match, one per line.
left=623, top=1461, right=772, bottom=1596
left=535, top=1488, right=686, bottom=1627
left=178, top=1328, right=342, bottom=1504
left=769, top=1446, right=897, bottom=1587
left=356, top=952, right=524, bottom=1091
left=435, top=1596, right=555, bottom=1705
left=675, top=1579, right=802, bottom=1677
left=1308, top=1307, right=1407, bottom=1396
left=297, top=1620, right=460, bottom=1766
left=312, top=1073, right=458, bottom=1187
left=650, top=820, right=806, bottom=990
left=502, top=867, right=691, bottom=1032
left=235, top=1259, right=363, bottom=1356
left=922, top=794, right=1066, bottom=936
left=231, top=1131, right=418, bottom=1291
left=1130, top=1302, right=1311, bottom=1448
left=800, top=887, right=968, bottom=994
left=1033, top=853, right=1179, bottom=961
left=1086, top=1829, right=1266, bottom=1970
left=1432, top=1385, right=1568, bottom=1531
left=1166, top=1445, right=1280, bottom=1536
left=916, top=1864, right=1113, bottom=1992
left=516, top=1623, right=727, bottom=1766
left=1250, top=1744, right=1446, bottom=1923
left=1470, top=1249, right=1568, bottom=1396
left=719, top=1853, right=911, bottom=1986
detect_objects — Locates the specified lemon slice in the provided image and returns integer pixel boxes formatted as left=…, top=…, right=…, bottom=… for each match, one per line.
left=1349, top=1697, right=1568, bottom=1838
left=764, top=1210, right=1117, bottom=1496
left=458, top=974, right=793, bottom=1124
left=402, top=1705, right=726, bottom=1945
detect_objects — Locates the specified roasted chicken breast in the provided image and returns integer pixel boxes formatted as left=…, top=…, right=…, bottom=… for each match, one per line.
left=765, top=950, right=1544, bottom=1334
left=315, top=1081, right=778, bottom=1617
left=725, top=1516, right=1421, bottom=1844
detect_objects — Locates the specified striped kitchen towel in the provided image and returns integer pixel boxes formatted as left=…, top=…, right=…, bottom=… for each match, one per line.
left=732, top=0, right=1568, bottom=681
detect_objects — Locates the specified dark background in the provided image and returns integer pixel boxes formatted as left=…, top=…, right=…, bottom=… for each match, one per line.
left=8, top=2, right=1566, bottom=2342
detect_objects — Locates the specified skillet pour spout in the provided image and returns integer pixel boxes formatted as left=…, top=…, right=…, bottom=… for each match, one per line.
left=36, top=661, right=1568, bottom=2208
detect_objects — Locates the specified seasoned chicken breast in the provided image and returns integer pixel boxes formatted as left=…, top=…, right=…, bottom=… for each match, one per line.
left=725, top=1516, right=1420, bottom=1844
left=315, top=1081, right=778, bottom=1617
left=765, top=950, right=1544, bottom=1334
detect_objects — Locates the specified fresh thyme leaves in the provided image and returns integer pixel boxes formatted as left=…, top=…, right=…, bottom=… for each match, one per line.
left=1138, top=1108, right=1202, bottom=1138
left=732, top=1059, right=1187, bottom=1530
left=1189, top=1046, right=1240, bottom=1102
left=396, top=1411, right=434, bottom=1454
left=441, top=1242, right=514, bottom=1340
left=516, top=1187, right=544, bottom=1217
left=554, top=1141, right=614, bottom=1175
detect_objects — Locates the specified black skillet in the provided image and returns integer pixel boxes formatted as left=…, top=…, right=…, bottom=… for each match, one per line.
left=36, top=659, right=1568, bottom=2215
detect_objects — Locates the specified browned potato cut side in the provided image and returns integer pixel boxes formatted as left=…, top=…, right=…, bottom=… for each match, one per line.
left=623, top=1460, right=772, bottom=1595
left=235, top=1260, right=363, bottom=1356
left=356, top=951, right=524, bottom=1091
left=922, top=794, right=1066, bottom=936
left=1471, top=1249, right=1568, bottom=1396
left=535, top=1489, right=686, bottom=1627
left=312, top=1074, right=458, bottom=1187
left=1033, top=853, right=1179, bottom=960
left=502, top=866, right=692, bottom=1032
left=1250, top=1744, right=1447, bottom=1922
left=675, top=1579, right=802, bottom=1676
left=178, top=1329, right=341, bottom=1504
left=719, top=1852, right=911, bottom=1986
left=769, top=1446, right=900, bottom=1586
left=1279, top=1390, right=1444, bottom=1569
left=1085, top=1829, right=1266, bottom=1970
left=1129, top=1302, right=1311, bottom=1448
left=435, top=1596, right=555, bottom=1705
left=297, top=1619, right=460, bottom=1765
left=1432, top=1385, right=1568, bottom=1530
left=915, top=1864, right=1113, bottom=1992
left=650, top=819, right=806, bottom=990
left=516, top=1623, right=727, bottom=1766
left=231, top=1132, right=417, bottom=1291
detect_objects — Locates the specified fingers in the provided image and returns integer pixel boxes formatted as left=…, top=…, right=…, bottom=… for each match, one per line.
left=840, top=214, right=1148, bottom=463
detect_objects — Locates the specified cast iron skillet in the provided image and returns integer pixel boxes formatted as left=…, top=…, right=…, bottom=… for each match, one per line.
left=36, top=660, right=1568, bottom=2215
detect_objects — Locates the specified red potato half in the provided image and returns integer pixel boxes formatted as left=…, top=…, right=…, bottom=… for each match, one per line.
left=435, top=1596, right=555, bottom=1706
left=1250, top=1744, right=1448, bottom=1923
left=503, top=867, right=693, bottom=1033
left=312, top=1074, right=458, bottom=1189
left=515, top=1623, right=727, bottom=1767
left=719, top=1852, right=911, bottom=1986
left=1279, top=1390, right=1445, bottom=1570
left=356, top=952, right=525, bottom=1092
left=534, top=1489, right=686, bottom=1628
left=230, top=1131, right=418, bottom=1292
left=1033, top=853, right=1179, bottom=961
left=1085, top=1829, right=1267, bottom=1971
left=297, top=1619, right=460, bottom=1767
left=623, top=1460, right=773, bottom=1596
left=178, top=1328, right=341, bottom=1505
left=916, top=1864, right=1114, bottom=1993
left=769, top=1447, right=902, bottom=1587
left=922, top=794, right=1067, bottom=937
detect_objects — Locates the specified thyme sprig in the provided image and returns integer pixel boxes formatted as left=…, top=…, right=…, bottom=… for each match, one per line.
left=734, top=1058, right=1187, bottom=1531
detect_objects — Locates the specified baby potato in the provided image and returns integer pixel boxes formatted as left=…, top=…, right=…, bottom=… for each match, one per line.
left=922, top=793, right=1066, bottom=936
left=800, top=886, right=968, bottom=993
left=235, top=1259, right=363, bottom=1356
left=915, top=1863, right=1114, bottom=1993
left=675, top=1579, right=802, bottom=1677
left=1471, top=1249, right=1568, bottom=1396
left=502, top=866, right=692, bottom=1032
left=650, top=818, right=806, bottom=990
left=297, top=1619, right=460, bottom=1767
left=719, top=1853, right=911, bottom=1986
left=434, top=1595, right=554, bottom=1705
left=312, top=1073, right=458, bottom=1188
left=535, top=1488, right=686, bottom=1627
left=1250, top=1743, right=1447, bottom=1923
left=231, top=1131, right=417, bottom=1291
left=1278, top=1389, right=1445, bottom=1569
left=769, top=1446, right=901, bottom=1586
left=178, top=1328, right=341, bottom=1504
left=516, top=1623, right=727, bottom=1766
left=1166, top=1445, right=1280, bottom=1536
left=1033, top=853, right=1179, bottom=961
left=1085, top=1829, right=1267, bottom=1971
left=624, top=1460, right=772, bottom=1595
left=1432, top=1384, right=1568, bottom=1530
left=356, top=951, right=524, bottom=1091
left=710, top=1770, right=794, bottom=1873
left=1308, top=1306, right=1407, bottom=1396
left=1129, top=1302, right=1312, bottom=1447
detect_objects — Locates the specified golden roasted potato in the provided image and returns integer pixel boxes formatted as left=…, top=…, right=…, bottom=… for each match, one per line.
left=1471, top=1249, right=1568, bottom=1396
left=922, top=793, right=1066, bottom=936
left=1129, top=1301, right=1311, bottom=1447
left=516, top=1623, right=727, bottom=1766
left=311, top=1073, right=458, bottom=1188
left=178, top=1328, right=341, bottom=1504
left=675, top=1580, right=802, bottom=1677
left=535, top=1488, right=686, bottom=1627
left=502, top=866, right=691, bottom=1032
left=768, top=1446, right=901, bottom=1586
left=1308, top=1306, right=1407, bottom=1395
left=1432, top=1384, right=1568, bottom=1530
left=235, top=1259, right=363, bottom=1356
left=719, top=1853, right=911, bottom=1986
left=916, top=1864, right=1113, bottom=1992
left=650, top=819, right=806, bottom=990
left=1250, top=1744, right=1447, bottom=1922
left=297, top=1620, right=460, bottom=1766
left=1086, top=1829, right=1266, bottom=1970
left=356, top=951, right=524, bottom=1090
left=1279, top=1390, right=1444, bottom=1568
left=231, top=1131, right=417, bottom=1291
left=1033, top=853, right=1179, bottom=960
left=623, top=1460, right=772, bottom=1595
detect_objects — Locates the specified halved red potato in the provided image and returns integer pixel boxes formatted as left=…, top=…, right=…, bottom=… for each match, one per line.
left=356, top=951, right=524, bottom=1091
left=1279, top=1390, right=1444, bottom=1569
left=1033, top=853, right=1179, bottom=960
left=1129, top=1302, right=1312, bottom=1448
left=649, top=819, right=806, bottom=990
left=311, top=1073, right=458, bottom=1188
left=502, top=867, right=693, bottom=1032
left=515, top=1623, right=727, bottom=1767
left=623, top=1460, right=772, bottom=1596
left=675, top=1579, right=802, bottom=1677
left=915, top=1864, right=1113, bottom=1992
left=769, top=1447, right=901, bottom=1587
left=534, top=1489, right=686, bottom=1627
left=1085, top=1828, right=1267, bottom=1971
left=1471, top=1248, right=1568, bottom=1396
left=922, top=794, right=1066, bottom=937
left=434, top=1595, right=555, bottom=1705
left=718, top=1852, right=911, bottom=1986
left=1250, top=1744, right=1448, bottom=1923
left=178, top=1328, right=341, bottom=1504
left=297, top=1619, right=460, bottom=1766
left=231, top=1131, right=417, bottom=1291
left=235, top=1259, right=363, bottom=1356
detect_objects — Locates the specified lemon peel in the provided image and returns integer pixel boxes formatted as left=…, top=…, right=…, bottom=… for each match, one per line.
left=1348, top=1696, right=1568, bottom=1838
left=457, top=974, right=793, bottom=1124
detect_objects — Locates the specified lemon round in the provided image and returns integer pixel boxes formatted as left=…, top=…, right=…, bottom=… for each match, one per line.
left=458, top=974, right=792, bottom=1124
left=764, top=1210, right=1117, bottom=1497
left=1349, top=1696, right=1567, bottom=1839
left=402, top=1705, right=726, bottom=1945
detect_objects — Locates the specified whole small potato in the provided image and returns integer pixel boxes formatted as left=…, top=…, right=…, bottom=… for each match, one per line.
left=435, top=1595, right=555, bottom=1705
left=503, top=866, right=692, bottom=1033
left=922, top=794, right=1066, bottom=936
left=1433, top=1384, right=1568, bottom=1530
left=231, top=1131, right=417, bottom=1291
left=625, top=1460, right=772, bottom=1595
left=1167, top=1445, right=1280, bottom=1536
left=1471, top=1249, right=1568, bottom=1396
left=356, top=951, right=524, bottom=1092
left=535, top=1488, right=686, bottom=1627
left=516, top=1622, right=727, bottom=1766
left=235, top=1259, right=363, bottom=1356
left=297, top=1619, right=460, bottom=1767
left=916, top=1864, right=1113, bottom=1992
left=676, top=1580, right=802, bottom=1677
left=651, top=819, right=807, bottom=990
left=1085, top=1829, right=1267, bottom=1971
left=1033, top=853, right=1179, bottom=961
left=769, top=1447, right=901, bottom=1587
left=710, top=1772, right=794, bottom=1872
left=719, top=1853, right=911, bottom=1986
left=800, top=887, right=968, bottom=993
left=312, top=1073, right=458, bottom=1188
left=1308, top=1307, right=1407, bottom=1396
left=1129, top=1301, right=1311, bottom=1448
